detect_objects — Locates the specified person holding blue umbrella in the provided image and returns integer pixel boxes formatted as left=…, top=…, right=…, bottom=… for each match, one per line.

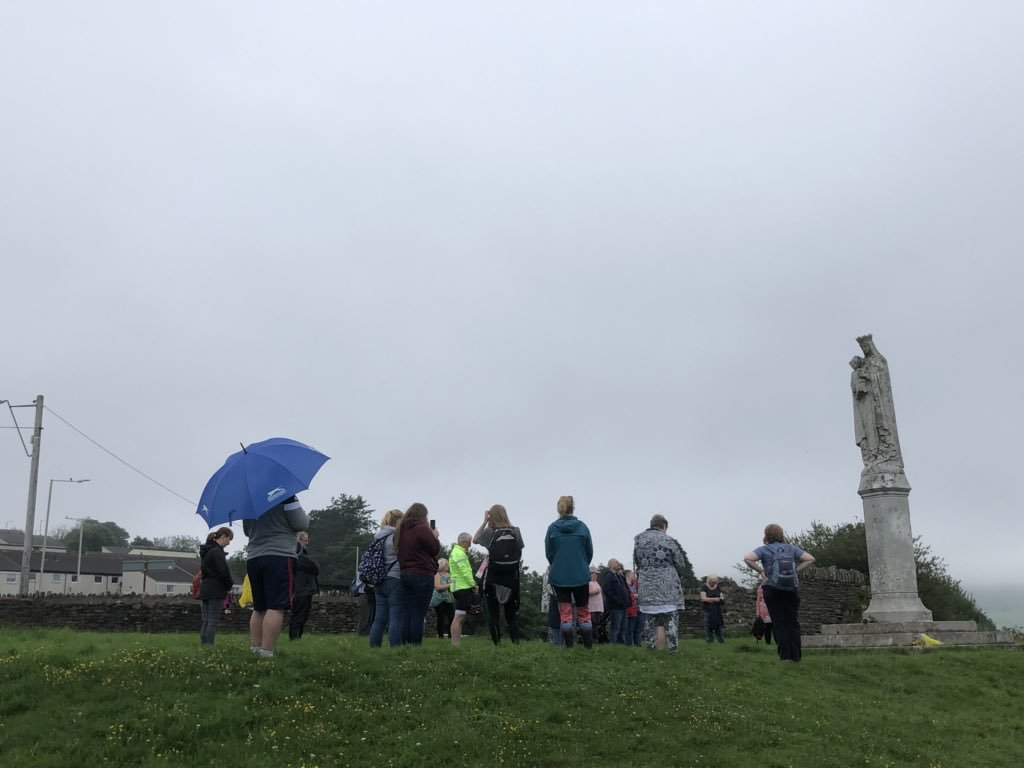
left=244, top=495, right=309, bottom=657
left=196, top=438, right=328, bottom=658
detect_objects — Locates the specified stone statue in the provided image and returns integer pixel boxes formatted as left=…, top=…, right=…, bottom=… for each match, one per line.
left=851, top=334, right=905, bottom=482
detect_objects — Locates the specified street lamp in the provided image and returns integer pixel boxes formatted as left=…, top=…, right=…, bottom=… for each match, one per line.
left=39, top=478, right=89, bottom=592
left=66, top=515, right=89, bottom=590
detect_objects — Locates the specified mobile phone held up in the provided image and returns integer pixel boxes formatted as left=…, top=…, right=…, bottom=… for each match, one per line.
left=429, top=519, right=436, bottom=530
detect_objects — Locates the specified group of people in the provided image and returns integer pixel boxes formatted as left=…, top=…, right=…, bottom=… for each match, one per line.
left=366, top=503, right=525, bottom=648
left=359, top=495, right=815, bottom=662
left=198, top=492, right=816, bottom=663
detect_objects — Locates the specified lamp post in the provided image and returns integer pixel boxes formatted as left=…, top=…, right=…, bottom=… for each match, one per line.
left=66, top=515, right=88, bottom=591
left=39, top=478, right=89, bottom=592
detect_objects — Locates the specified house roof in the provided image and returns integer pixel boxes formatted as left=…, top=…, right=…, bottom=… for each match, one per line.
left=0, top=552, right=20, bottom=572
left=0, top=529, right=68, bottom=549
left=0, top=550, right=201, bottom=582
left=33, top=551, right=128, bottom=576
left=0, top=551, right=127, bottom=576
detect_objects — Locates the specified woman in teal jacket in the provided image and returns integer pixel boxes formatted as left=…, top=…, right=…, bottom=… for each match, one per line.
left=545, top=495, right=594, bottom=648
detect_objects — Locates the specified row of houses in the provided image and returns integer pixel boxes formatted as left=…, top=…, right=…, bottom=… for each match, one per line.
left=0, top=529, right=202, bottom=597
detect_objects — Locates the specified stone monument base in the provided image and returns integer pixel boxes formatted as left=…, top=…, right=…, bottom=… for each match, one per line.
left=803, top=620, right=1015, bottom=650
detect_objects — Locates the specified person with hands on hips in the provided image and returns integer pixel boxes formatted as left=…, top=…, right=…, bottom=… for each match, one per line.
left=743, top=523, right=814, bottom=662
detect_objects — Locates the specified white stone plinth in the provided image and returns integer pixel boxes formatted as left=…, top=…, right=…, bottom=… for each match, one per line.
left=860, top=484, right=932, bottom=623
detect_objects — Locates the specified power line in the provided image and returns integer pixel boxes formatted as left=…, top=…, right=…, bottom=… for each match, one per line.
left=43, top=405, right=196, bottom=507
left=1, top=400, right=32, bottom=456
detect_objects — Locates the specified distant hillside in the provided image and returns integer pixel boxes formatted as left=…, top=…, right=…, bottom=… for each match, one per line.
left=969, top=584, right=1024, bottom=629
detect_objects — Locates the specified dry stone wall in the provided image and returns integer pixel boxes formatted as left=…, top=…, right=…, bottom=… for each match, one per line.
left=682, top=567, right=866, bottom=638
left=0, top=567, right=866, bottom=638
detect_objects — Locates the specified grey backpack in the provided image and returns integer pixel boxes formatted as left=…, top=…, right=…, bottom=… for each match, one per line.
left=768, top=545, right=798, bottom=591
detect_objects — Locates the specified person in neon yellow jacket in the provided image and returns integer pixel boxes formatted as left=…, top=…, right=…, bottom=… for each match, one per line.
left=448, top=532, right=478, bottom=647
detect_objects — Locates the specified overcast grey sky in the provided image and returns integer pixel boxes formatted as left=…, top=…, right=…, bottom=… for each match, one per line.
left=3, top=3, right=1022, bottom=622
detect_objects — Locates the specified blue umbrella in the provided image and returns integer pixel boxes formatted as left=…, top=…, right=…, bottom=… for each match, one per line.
left=196, top=438, right=330, bottom=527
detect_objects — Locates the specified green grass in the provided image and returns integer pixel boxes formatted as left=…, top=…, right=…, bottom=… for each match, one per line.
left=0, top=629, right=1022, bottom=768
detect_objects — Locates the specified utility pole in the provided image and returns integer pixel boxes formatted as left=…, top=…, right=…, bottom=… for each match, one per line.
left=67, top=516, right=88, bottom=588
left=19, top=395, right=44, bottom=597
left=39, top=478, right=90, bottom=592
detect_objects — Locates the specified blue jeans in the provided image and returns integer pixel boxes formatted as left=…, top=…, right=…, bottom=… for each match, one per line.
left=369, top=577, right=403, bottom=648
left=400, top=573, right=435, bottom=645
left=608, top=608, right=628, bottom=644
left=627, top=613, right=644, bottom=646
left=547, top=600, right=562, bottom=646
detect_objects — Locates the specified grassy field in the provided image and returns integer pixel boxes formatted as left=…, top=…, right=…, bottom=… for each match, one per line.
left=1, top=629, right=1021, bottom=768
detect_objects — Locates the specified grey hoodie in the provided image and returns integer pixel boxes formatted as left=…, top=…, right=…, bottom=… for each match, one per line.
left=243, top=498, right=309, bottom=559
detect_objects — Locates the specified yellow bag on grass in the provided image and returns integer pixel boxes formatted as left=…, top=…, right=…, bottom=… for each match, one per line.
left=239, top=575, right=253, bottom=608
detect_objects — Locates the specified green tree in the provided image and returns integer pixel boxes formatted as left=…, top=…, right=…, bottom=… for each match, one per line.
left=63, top=520, right=130, bottom=553
left=677, top=546, right=699, bottom=591
left=517, top=569, right=547, bottom=640
left=227, top=547, right=248, bottom=582
left=130, top=536, right=155, bottom=547
left=788, top=520, right=868, bottom=572
left=307, top=494, right=376, bottom=589
left=153, top=535, right=203, bottom=552
left=788, top=520, right=994, bottom=628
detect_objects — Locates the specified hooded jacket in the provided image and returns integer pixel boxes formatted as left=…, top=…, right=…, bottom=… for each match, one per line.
left=294, top=545, right=320, bottom=598
left=545, top=515, right=593, bottom=588
left=602, top=569, right=631, bottom=611
left=397, top=517, right=441, bottom=576
left=199, top=540, right=233, bottom=601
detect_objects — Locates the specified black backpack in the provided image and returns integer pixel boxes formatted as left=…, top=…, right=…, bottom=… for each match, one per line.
left=487, top=528, right=522, bottom=573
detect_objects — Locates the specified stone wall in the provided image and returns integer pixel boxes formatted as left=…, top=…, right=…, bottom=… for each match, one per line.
left=0, top=594, right=364, bottom=635
left=681, top=567, right=866, bottom=638
left=0, top=567, right=867, bottom=638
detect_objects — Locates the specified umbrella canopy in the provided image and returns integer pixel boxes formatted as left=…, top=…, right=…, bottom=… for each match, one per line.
left=196, top=438, right=330, bottom=527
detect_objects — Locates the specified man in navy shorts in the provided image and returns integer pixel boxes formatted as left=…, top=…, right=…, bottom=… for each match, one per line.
left=244, top=496, right=309, bottom=657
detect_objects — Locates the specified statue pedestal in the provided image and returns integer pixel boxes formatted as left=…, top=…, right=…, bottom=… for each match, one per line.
left=859, top=482, right=932, bottom=622
left=803, top=621, right=1015, bottom=650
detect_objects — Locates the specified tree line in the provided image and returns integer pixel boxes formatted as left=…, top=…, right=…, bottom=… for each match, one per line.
left=55, top=494, right=993, bottom=633
left=787, top=520, right=995, bottom=629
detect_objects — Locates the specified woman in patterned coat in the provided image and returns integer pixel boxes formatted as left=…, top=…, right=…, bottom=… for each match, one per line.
left=633, top=514, right=687, bottom=653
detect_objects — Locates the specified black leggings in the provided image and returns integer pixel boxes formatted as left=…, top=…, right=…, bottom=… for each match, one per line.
left=434, top=602, right=454, bottom=638
left=485, top=577, right=521, bottom=644
left=289, top=595, right=312, bottom=639
left=553, top=584, right=590, bottom=608
left=762, top=586, right=801, bottom=661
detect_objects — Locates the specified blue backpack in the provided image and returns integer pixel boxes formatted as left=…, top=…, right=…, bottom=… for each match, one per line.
left=357, top=533, right=393, bottom=586
left=767, top=545, right=798, bottom=591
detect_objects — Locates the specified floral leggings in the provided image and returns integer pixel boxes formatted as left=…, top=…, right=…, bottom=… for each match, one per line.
left=643, top=611, right=679, bottom=652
